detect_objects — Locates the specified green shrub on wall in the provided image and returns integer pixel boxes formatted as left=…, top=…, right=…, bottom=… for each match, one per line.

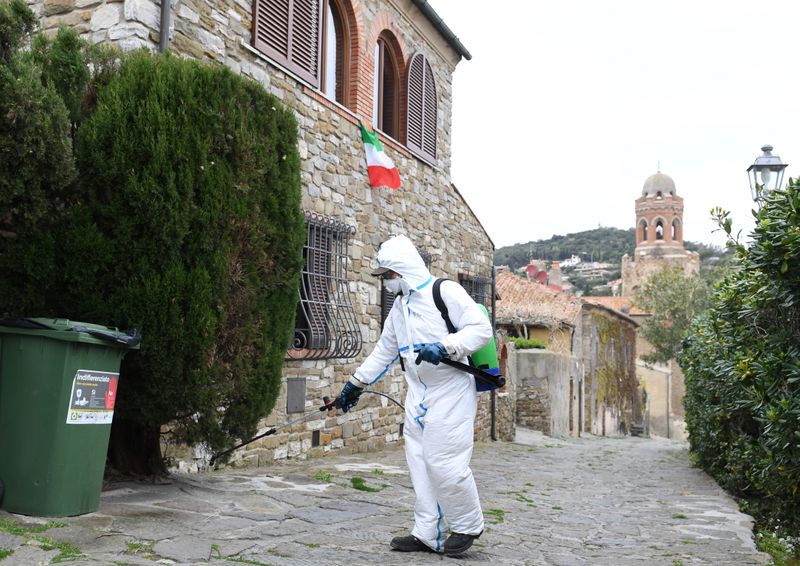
left=681, top=182, right=800, bottom=542
left=509, top=337, right=547, bottom=350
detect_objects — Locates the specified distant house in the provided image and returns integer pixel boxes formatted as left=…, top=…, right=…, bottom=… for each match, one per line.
left=585, top=294, right=684, bottom=439
left=496, top=272, right=640, bottom=437
left=560, top=254, right=582, bottom=268
left=519, top=259, right=564, bottom=289
left=578, top=299, right=642, bottom=436
left=496, top=271, right=580, bottom=353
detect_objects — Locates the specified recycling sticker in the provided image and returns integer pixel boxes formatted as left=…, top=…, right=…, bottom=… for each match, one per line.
left=65, top=369, right=119, bottom=425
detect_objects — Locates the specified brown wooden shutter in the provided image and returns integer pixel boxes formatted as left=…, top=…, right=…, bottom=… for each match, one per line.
left=406, top=53, right=437, bottom=163
left=422, top=61, right=437, bottom=159
left=253, top=0, right=322, bottom=88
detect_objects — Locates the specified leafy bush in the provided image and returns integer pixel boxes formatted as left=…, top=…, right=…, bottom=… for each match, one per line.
left=680, top=181, right=800, bottom=543
left=509, top=337, right=547, bottom=350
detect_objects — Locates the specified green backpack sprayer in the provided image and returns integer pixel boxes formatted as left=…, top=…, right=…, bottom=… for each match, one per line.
left=432, top=279, right=505, bottom=392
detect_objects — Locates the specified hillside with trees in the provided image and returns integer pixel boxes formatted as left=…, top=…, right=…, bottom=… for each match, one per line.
left=495, top=227, right=729, bottom=271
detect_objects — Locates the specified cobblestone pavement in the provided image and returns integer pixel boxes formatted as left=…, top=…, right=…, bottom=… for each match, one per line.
left=0, top=430, right=770, bottom=565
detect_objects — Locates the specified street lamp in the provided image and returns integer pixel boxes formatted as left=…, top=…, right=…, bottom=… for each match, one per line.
left=747, top=144, right=787, bottom=204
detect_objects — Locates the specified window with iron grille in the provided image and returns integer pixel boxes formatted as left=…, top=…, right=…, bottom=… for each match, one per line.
left=459, top=273, right=491, bottom=308
left=287, top=212, right=362, bottom=360
left=380, top=249, right=432, bottom=328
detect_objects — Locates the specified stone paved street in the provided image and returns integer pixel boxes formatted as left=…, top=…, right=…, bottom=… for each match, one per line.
left=0, top=430, right=770, bottom=565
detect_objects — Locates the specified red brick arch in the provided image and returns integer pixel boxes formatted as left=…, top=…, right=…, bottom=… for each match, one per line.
left=364, top=12, right=407, bottom=139
left=333, top=0, right=366, bottom=113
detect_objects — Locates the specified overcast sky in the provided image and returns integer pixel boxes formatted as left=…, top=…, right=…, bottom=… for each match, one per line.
left=428, top=0, right=800, bottom=249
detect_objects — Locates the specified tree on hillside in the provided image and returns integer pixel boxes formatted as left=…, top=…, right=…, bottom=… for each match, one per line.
left=632, top=267, right=709, bottom=364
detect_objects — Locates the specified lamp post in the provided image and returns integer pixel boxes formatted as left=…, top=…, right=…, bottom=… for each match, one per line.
left=747, top=144, right=787, bottom=205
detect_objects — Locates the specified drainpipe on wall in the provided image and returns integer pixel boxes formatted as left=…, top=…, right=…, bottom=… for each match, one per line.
left=667, top=363, right=672, bottom=439
left=159, top=0, right=171, bottom=52
left=490, top=265, right=497, bottom=441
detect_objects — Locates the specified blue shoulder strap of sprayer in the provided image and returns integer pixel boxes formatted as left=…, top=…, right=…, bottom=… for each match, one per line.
left=431, top=279, right=505, bottom=389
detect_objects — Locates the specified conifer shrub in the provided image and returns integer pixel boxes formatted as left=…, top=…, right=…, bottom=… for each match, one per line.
left=0, top=1, right=120, bottom=312
left=2, top=48, right=304, bottom=472
left=0, top=0, right=74, bottom=234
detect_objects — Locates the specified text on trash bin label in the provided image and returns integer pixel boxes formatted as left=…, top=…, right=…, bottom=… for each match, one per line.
left=65, top=369, right=119, bottom=425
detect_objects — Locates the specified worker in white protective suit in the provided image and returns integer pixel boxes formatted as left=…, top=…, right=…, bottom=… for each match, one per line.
left=334, top=234, right=492, bottom=556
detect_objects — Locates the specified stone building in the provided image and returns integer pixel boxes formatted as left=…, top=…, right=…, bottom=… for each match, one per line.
left=578, top=300, right=641, bottom=437
left=495, top=270, right=580, bottom=354
left=618, top=171, right=699, bottom=439
left=29, top=0, right=499, bottom=468
left=494, top=272, right=639, bottom=439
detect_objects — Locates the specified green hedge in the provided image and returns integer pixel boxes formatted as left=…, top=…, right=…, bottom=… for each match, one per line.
left=681, top=180, right=800, bottom=540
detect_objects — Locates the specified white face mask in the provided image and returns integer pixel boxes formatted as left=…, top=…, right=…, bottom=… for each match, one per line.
left=384, top=277, right=404, bottom=294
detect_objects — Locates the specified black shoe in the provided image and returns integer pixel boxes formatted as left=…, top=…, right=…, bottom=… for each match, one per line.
left=390, top=534, right=434, bottom=553
left=443, top=531, right=481, bottom=556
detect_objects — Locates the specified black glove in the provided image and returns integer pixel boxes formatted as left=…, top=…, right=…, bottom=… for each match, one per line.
left=335, top=381, right=364, bottom=413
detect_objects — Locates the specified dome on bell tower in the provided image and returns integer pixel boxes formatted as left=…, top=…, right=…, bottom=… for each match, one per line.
left=642, top=171, right=676, bottom=197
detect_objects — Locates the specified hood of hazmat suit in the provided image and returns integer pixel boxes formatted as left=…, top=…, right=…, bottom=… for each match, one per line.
left=350, top=234, right=491, bottom=551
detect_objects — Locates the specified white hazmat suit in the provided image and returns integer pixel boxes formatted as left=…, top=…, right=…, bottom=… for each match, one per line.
left=349, top=235, right=492, bottom=552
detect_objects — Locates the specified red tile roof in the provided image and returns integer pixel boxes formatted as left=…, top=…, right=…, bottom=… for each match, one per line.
left=495, top=271, right=581, bottom=327
left=581, top=296, right=648, bottom=316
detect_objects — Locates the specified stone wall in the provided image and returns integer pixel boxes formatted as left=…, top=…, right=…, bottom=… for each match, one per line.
left=621, top=251, right=700, bottom=296
left=513, top=349, right=580, bottom=438
left=28, top=0, right=499, bottom=469
left=578, top=304, right=640, bottom=437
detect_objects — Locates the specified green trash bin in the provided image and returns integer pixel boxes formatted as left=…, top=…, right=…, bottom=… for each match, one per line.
left=0, top=318, right=141, bottom=516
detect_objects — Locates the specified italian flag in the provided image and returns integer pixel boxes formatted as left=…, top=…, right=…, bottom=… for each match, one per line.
left=360, top=121, right=401, bottom=190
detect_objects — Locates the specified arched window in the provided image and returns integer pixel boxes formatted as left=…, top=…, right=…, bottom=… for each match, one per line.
left=406, top=52, right=437, bottom=163
left=373, top=33, right=399, bottom=138
left=655, top=191, right=663, bottom=200
left=655, top=220, right=664, bottom=240
left=639, top=219, right=648, bottom=243
left=321, top=0, right=349, bottom=105
left=672, top=219, right=681, bottom=241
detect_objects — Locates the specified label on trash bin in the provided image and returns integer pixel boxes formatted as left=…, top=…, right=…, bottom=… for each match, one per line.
left=65, top=369, right=119, bottom=425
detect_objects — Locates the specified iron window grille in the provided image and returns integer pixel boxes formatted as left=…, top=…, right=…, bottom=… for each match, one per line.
left=380, top=249, right=432, bottom=328
left=459, top=273, right=491, bottom=308
left=287, top=212, right=362, bottom=360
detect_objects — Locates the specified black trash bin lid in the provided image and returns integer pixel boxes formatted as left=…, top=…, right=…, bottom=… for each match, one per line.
left=0, top=318, right=141, bottom=349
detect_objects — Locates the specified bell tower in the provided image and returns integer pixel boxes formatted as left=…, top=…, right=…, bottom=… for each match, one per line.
left=634, top=171, right=685, bottom=253
left=621, top=171, right=699, bottom=296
